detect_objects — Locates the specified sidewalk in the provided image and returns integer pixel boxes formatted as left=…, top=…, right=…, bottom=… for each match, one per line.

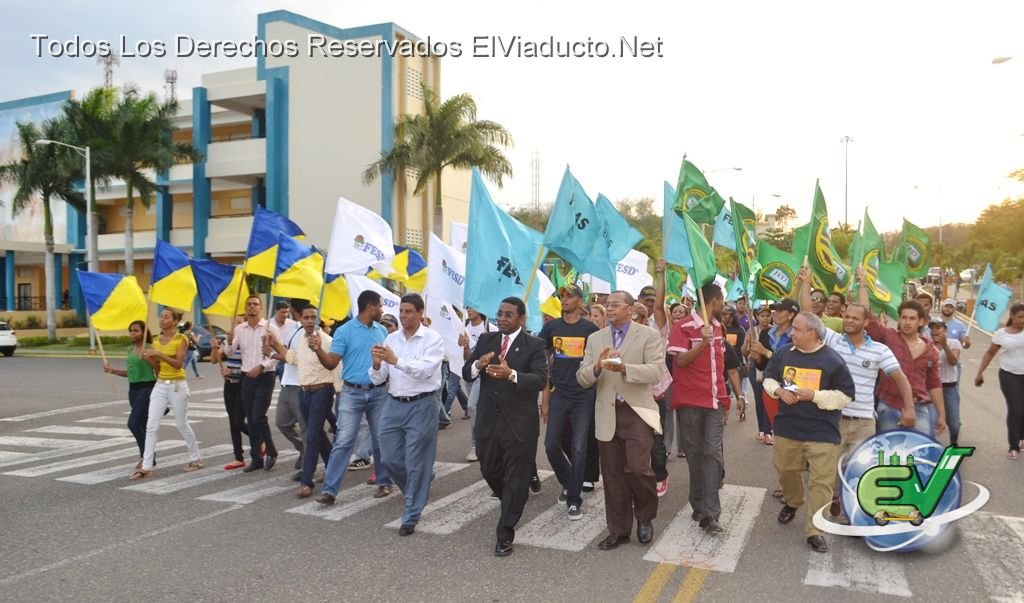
left=15, top=345, right=130, bottom=359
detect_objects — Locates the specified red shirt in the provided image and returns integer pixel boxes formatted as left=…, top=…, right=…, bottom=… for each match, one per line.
left=667, top=311, right=729, bottom=410
left=865, top=313, right=941, bottom=409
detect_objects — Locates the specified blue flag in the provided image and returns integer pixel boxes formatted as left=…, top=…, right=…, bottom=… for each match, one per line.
left=543, top=166, right=602, bottom=276
left=577, top=193, right=644, bottom=287
left=726, top=276, right=747, bottom=301
left=975, top=263, right=1013, bottom=332
left=662, top=181, right=692, bottom=268
left=465, top=168, right=546, bottom=331
left=712, top=204, right=736, bottom=250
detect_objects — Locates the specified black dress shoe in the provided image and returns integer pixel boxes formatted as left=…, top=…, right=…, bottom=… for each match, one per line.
left=398, top=523, right=416, bottom=536
left=494, top=539, right=514, bottom=557
left=264, top=455, right=277, bottom=471
left=691, top=510, right=702, bottom=522
left=829, top=497, right=841, bottom=518
left=242, top=463, right=264, bottom=473
left=701, top=518, right=724, bottom=534
left=597, top=534, right=630, bottom=550
left=529, top=474, right=542, bottom=494
left=778, top=505, right=798, bottom=524
left=807, top=535, right=829, bottom=552
left=637, top=521, right=654, bottom=544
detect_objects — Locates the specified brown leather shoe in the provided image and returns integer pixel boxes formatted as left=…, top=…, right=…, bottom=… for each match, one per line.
left=297, top=485, right=313, bottom=498
left=373, top=485, right=393, bottom=499
left=829, top=497, right=841, bottom=518
left=316, top=493, right=336, bottom=506
left=778, top=505, right=798, bottom=524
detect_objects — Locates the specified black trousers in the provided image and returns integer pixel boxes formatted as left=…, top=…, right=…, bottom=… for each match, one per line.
left=477, top=411, right=537, bottom=542
left=223, top=378, right=248, bottom=462
left=241, top=372, right=276, bottom=465
left=998, top=369, right=1024, bottom=452
left=651, top=395, right=669, bottom=482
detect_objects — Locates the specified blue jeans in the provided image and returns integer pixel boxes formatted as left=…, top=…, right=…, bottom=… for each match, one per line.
left=184, top=349, right=200, bottom=377
left=321, top=386, right=391, bottom=496
left=544, top=392, right=594, bottom=507
left=749, top=365, right=771, bottom=435
left=353, top=417, right=372, bottom=461
left=442, top=362, right=468, bottom=415
left=298, top=387, right=333, bottom=488
left=379, top=391, right=440, bottom=526
left=877, top=401, right=936, bottom=438
left=943, top=384, right=961, bottom=445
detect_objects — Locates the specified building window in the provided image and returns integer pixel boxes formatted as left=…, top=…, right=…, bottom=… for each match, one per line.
left=229, top=196, right=250, bottom=210
left=174, top=201, right=193, bottom=214
left=406, top=67, right=423, bottom=100
left=405, top=228, right=423, bottom=251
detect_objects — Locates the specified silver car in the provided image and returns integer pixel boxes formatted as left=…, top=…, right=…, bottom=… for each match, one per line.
left=0, top=322, right=17, bottom=357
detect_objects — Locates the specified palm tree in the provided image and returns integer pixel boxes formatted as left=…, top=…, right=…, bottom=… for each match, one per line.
left=99, top=85, right=199, bottom=274
left=363, top=83, right=513, bottom=240
left=0, top=119, right=85, bottom=342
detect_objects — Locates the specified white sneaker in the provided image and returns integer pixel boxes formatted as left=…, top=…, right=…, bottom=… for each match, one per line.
left=465, top=448, right=478, bottom=462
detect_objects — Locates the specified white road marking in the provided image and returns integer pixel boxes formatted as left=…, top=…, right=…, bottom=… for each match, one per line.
left=0, top=451, right=31, bottom=462
left=3, top=441, right=183, bottom=477
left=963, top=512, right=1024, bottom=603
left=0, top=438, right=136, bottom=469
left=0, top=505, right=243, bottom=586
left=26, top=426, right=133, bottom=437
left=58, top=444, right=236, bottom=485
left=517, top=481, right=609, bottom=551
left=287, top=462, right=470, bottom=521
left=804, top=532, right=912, bottom=597
left=0, top=388, right=222, bottom=422
left=643, top=484, right=766, bottom=572
left=122, top=450, right=298, bottom=495
left=181, top=411, right=223, bottom=419
left=197, top=473, right=301, bottom=504
left=0, top=436, right=94, bottom=449
left=75, top=416, right=131, bottom=425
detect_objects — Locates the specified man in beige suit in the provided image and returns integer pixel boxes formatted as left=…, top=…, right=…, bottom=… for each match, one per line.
left=577, top=290, right=667, bottom=550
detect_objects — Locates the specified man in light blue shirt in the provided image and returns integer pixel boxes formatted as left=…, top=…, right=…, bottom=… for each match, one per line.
left=312, top=290, right=392, bottom=503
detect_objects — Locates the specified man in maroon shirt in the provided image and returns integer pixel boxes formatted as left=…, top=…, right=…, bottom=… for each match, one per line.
left=856, top=268, right=946, bottom=437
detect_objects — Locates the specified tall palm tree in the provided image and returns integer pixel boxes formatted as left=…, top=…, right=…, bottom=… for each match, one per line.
left=0, top=119, right=85, bottom=342
left=100, top=85, right=199, bottom=274
left=363, top=83, right=513, bottom=240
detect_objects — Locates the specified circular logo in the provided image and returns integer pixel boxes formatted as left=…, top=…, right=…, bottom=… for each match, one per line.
left=906, top=236, right=927, bottom=273
left=814, top=218, right=837, bottom=274
left=758, top=261, right=795, bottom=299
left=740, top=218, right=758, bottom=263
left=683, top=187, right=707, bottom=211
left=864, top=249, right=892, bottom=303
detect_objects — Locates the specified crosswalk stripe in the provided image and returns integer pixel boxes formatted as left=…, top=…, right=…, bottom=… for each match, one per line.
left=0, top=451, right=32, bottom=462
left=383, top=478, right=497, bottom=534
left=963, top=512, right=1024, bottom=602
left=0, top=388, right=223, bottom=422
left=517, top=479, right=609, bottom=552
left=76, top=416, right=131, bottom=425
left=122, top=450, right=297, bottom=495
left=643, top=484, right=766, bottom=572
left=3, top=441, right=184, bottom=477
left=190, top=403, right=228, bottom=410
left=803, top=530, right=912, bottom=597
left=287, top=462, right=470, bottom=521
left=197, top=473, right=301, bottom=504
left=26, top=426, right=133, bottom=437
left=0, top=437, right=136, bottom=469
left=0, top=436, right=94, bottom=449
left=58, top=444, right=236, bottom=485
left=182, top=411, right=224, bottom=419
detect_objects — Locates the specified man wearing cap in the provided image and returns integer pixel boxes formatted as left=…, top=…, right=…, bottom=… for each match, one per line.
left=539, top=285, right=599, bottom=520
left=939, top=298, right=970, bottom=349
left=750, top=298, right=800, bottom=447
left=638, top=286, right=658, bottom=328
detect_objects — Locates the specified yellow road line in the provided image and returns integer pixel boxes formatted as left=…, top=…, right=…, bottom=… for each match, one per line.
left=633, top=563, right=677, bottom=603
left=671, top=567, right=709, bottom=603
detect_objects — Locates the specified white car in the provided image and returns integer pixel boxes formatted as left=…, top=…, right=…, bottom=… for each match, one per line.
left=0, top=321, right=17, bottom=357
left=959, top=268, right=976, bottom=283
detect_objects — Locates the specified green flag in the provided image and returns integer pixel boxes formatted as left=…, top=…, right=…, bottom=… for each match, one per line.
left=865, top=259, right=906, bottom=319
left=730, top=198, right=760, bottom=285
left=665, top=264, right=686, bottom=305
left=891, top=218, right=930, bottom=278
left=851, top=209, right=883, bottom=281
left=803, top=180, right=852, bottom=295
left=672, top=157, right=725, bottom=225
left=682, top=211, right=718, bottom=286
left=754, top=240, right=801, bottom=301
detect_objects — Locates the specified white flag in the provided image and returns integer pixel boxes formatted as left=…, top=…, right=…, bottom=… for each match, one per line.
left=584, top=249, right=653, bottom=296
left=450, top=221, right=469, bottom=254
left=426, top=296, right=467, bottom=375
left=684, top=273, right=728, bottom=299
left=325, top=197, right=395, bottom=276
left=345, top=274, right=401, bottom=318
left=426, top=233, right=466, bottom=309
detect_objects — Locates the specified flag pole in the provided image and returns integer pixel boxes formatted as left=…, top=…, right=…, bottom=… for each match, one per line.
left=522, top=246, right=547, bottom=302
left=697, top=283, right=709, bottom=324
left=84, top=312, right=115, bottom=393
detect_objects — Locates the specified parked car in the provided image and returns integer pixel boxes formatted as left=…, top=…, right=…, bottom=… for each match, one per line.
left=925, top=267, right=943, bottom=285
left=0, top=321, right=18, bottom=357
left=959, top=268, right=976, bottom=283
left=194, top=324, right=227, bottom=361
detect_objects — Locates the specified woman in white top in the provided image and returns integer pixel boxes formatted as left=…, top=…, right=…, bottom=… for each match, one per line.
left=975, top=303, right=1024, bottom=459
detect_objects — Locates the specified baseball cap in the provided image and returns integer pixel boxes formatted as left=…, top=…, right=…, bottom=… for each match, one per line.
left=638, top=286, right=657, bottom=299
left=770, top=298, right=800, bottom=313
left=942, top=298, right=957, bottom=307
left=557, top=285, right=585, bottom=299
left=928, top=318, right=947, bottom=329
left=916, top=290, right=934, bottom=302
left=723, top=305, right=737, bottom=314
left=380, top=314, right=398, bottom=327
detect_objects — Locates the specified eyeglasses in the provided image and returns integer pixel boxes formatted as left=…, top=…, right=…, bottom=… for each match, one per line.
left=810, top=296, right=825, bottom=303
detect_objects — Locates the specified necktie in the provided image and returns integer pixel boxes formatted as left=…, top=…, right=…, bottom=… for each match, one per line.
left=613, top=328, right=623, bottom=350
left=499, top=335, right=510, bottom=359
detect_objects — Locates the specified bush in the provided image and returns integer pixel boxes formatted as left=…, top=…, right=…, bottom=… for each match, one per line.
left=23, top=315, right=42, bottom=329
left=66, top=335, right=133, bottom=347
left=17, top=336, right=52, bottom=347
left=59, top=315, right=85, bottom=328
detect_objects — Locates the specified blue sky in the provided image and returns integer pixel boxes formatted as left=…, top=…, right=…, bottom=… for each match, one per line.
left=4, top=0, right=1024, bottom=233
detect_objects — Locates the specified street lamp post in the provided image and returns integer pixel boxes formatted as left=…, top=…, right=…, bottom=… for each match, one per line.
left=35, top=139, right=96, bottom=353
left=840, top=136, right=854, bottom=229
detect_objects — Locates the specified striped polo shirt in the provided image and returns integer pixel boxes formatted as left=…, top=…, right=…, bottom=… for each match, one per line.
left=822, top=330, right=900, bottom=419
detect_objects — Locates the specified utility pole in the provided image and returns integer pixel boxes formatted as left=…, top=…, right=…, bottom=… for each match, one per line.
left=97, top=51, right=120, bottom=88
left=163, top=68, right=178, bottom=100
left=840, top=135, right=854, bottom=229
left=530, top=150, right=540, bottom=214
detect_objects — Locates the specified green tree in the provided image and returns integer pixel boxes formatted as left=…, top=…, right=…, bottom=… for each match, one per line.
left=92, top=85, right=199, bottom=274
left=0, top=119, right=85, bottom=342
left=363, top=83, right=513, bottom=240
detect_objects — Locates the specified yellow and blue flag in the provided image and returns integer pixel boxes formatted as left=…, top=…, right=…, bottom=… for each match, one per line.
left=367, top=245, right=428, bottom=292
left=272, top=234, right=325, bottom=306
left=245, top=207, right=305, bottom=278
left=77, top=270, right=148, bottom=331
left=150, top=240, right=197, bottom=310
left=321, top=273, right=351, bottom=321
left=191, top=259, right=250, bottom=317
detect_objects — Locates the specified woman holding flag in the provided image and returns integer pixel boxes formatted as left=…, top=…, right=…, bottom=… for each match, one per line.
left=131, top=308, right=204, bottom=480
left=103, top=320, right=158, bottom=467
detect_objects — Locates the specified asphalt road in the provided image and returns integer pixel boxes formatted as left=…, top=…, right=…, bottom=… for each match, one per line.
left=0, top=329, right=1022, bottom=602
